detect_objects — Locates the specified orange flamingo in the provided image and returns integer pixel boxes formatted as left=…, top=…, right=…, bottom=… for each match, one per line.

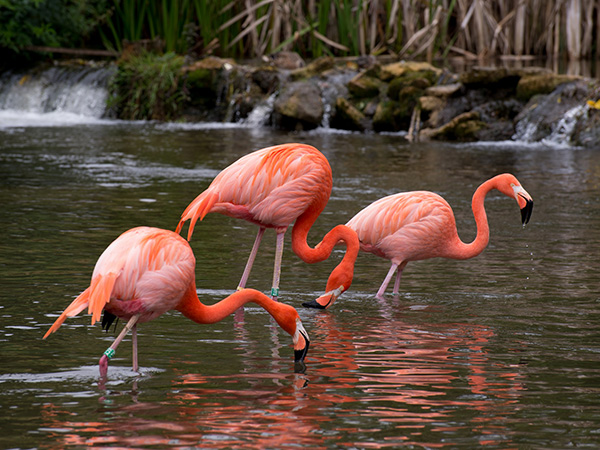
left=43, top=227, right=310, bottom=376
left=346, top=173, right=534, bottom=299
left=176, top=143, right=359, bottom=310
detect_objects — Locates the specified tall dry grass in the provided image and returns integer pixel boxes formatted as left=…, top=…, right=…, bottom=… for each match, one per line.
left=104, top=0, right=600, bottom=61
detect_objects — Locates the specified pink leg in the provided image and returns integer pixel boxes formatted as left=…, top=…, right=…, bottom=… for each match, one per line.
left=99, top=315, right=139, bottom=377
left=271, top=231, right=285, bottom=301
left=376, top=263, right=398, bottom=300
left=132, top=324, right=138, bottom=372
left=238, top=227, right=265, bottom=290
left=392, top=262, right=407, bottom=296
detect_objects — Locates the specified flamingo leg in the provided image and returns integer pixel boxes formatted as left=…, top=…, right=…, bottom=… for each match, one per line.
left=98, top=315, right=139, bottom=377
left=392, top=262, right=407, bottom=296
left=271, top=231, right=285, bottom=301
left=237, top=227, right=265, bottom=290
left=376, top=263, right=398, bottom=300
left=132, top=324, right=138, bottom=372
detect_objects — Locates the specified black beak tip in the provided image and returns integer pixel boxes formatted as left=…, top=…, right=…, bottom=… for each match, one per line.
left=302, top=299, right=327, bottom=309
left=294, top=336, right=310, bottom=372
left=521, top=199, right=533, bottom=225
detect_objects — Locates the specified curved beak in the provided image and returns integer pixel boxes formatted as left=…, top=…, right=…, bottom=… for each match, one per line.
left=302, top=285, right=344, bottom=310
left=514, top=185, right=533, bottom=225
left=293, top=318, right=310, bottom=364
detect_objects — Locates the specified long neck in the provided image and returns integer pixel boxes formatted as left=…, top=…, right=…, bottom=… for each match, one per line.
left=176, top=284, right=297, bottom=336
left=291, top=205, right=359, bottom=291
left=450, top=178, right=495, bottom=260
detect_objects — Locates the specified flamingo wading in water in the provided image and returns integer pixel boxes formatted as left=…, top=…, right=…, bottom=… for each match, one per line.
left=176, top=143, right=359, bottom=310
left=346, top=173, right=534, bottom=299
left=43, top=227, right=310, bottom=376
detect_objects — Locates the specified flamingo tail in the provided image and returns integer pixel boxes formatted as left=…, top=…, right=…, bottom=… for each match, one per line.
left=87, top=273, right=118, bottom=326
left=176, top=191, right=219, bottom=240
left=43, top=287, right=91, bottom=338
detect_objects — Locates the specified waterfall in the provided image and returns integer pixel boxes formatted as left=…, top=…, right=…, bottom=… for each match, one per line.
left=0, top=63, right=115, bottom=127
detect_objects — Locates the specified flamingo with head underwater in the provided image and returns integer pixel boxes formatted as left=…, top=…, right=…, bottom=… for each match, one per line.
left=345, top=173, right=534, bottom=299
left=43, top=227, right=310, bottom=376
left=176, top=143, right=359, bottom=310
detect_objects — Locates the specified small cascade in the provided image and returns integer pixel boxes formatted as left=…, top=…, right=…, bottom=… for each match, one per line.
left=243, top=93, right=276, bottom=127
left=513, top=104, right=587, bottom=147
left=0, top=63, right=115, bottom=126
left=540, top=105, right=587, bottom=146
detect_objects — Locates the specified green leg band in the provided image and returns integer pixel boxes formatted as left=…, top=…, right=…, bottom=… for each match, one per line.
left=271, top=288, right=279, bottom=297
left=104, top=348, right=116, bottom=359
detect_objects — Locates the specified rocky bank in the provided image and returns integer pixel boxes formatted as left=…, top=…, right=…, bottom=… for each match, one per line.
left=179, top=53, right=600, bottom=147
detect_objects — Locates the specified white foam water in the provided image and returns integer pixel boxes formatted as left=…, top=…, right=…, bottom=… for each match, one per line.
left=0, top=64, right=116, bottom=128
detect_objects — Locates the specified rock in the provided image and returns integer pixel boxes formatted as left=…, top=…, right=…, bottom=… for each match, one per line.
left=516, top=73, right=581, bottom=101
left=273, top=81, right=323, bottom=130
left=425, top=82, right=462, bottom=97
left=348, top=73, right=384, bottom=98
left=514, top=79, right=595, bottom=143
left=184, top=56, right=234, bottom=72
left=420, top=111, right=486, bottom=141
left=380, top=61, right=442, bottom=81
left=419, top=96, right=445, bottom=111
left=373, top=100, right=412, bottom=132
left=419, top=96, right=446, bottom=128
left=330, top=97, right=370, bottom=131
left=269, top=51, right=305, bottom=70
left=388, top=72, right=435, bottom=101
left=252, top=66, right=281, bottom=94
left=290, top=56, right=335, bottom=80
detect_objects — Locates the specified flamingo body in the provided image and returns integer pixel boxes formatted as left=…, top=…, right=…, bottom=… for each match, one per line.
left=44, top=227, right=310, bottom=376
left=348, top=191, right=460, bottom=264
left=177, top=143, right=359, bottom=309
left=179, top=143, right=332, bottom=233
left=346, top=174, right=534, bottom=299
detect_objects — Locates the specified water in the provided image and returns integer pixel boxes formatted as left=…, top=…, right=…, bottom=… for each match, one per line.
left=1, top=120, right=599, bottom=449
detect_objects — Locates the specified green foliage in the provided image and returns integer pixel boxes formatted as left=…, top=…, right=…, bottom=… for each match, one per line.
left=109, top=51, right=187, bottom=120
left=0, top=0, right=109, bottom=52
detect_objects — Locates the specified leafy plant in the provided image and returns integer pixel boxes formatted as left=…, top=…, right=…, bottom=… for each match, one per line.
left=109, top=51, right=187, bottom=120
left=0, top=0, right=109, bottom=52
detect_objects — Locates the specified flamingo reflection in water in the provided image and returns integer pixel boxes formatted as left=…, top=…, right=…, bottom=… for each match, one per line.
left=38, top=309, right=525, bottom=449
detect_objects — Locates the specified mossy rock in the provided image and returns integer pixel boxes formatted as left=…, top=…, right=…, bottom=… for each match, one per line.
left=290, top=56, right=335, bottom=80
left=372, top=100, right=412, bottom=132
left=273, top=81, right=323, bottom=130
left=184, top=57, right=234, bottom=107
left=516, top=74, right=580, bottom=101
left=388, top=72, right=435, bottom=100
left=380, top=61, right=442, bottom=81
left=330, top=97, right=370, bottom=131
left=420, top=111, right=486, bottom=141
left=252, top=66, right=281, bottom=93
left=348, top=74, right=384, bottom=98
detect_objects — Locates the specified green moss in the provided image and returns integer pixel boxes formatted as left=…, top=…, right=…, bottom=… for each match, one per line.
left=373, top=100, right=412, bottom=132
left=348, top=74, right=384, bottom=98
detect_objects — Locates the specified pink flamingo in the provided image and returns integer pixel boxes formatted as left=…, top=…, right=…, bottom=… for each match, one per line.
left=176, top=143, right=359, bottom=310
left=346, top=173, right=534, bottom=299
left=43, top=227, right=310, bottom=376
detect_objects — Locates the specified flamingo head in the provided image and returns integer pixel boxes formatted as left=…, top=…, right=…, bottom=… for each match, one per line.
left=496, top=174, right=534, bottom=225
left=293, top=318, right=310, bottom=372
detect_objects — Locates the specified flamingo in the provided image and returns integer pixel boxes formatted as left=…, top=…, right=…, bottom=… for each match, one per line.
left=346, top=173, right=534, bottom=299
left=176, top=143, right=359, bottom=310
left=43, top=227, right=310, bottom=376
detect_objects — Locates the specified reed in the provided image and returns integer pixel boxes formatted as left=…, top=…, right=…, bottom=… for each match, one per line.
left=101, top=0, right=600, bottom=61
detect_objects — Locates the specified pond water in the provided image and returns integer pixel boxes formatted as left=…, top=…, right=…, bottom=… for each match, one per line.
left=1, top=122, right=599, bottom=449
